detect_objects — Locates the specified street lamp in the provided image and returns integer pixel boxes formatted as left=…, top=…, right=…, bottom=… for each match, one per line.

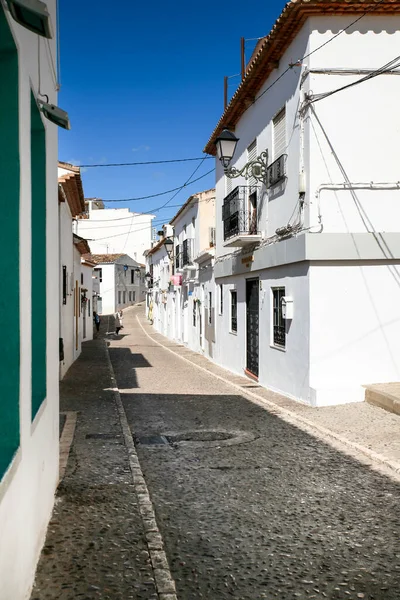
left=163, top=237, right=174, bottom=259
left=215, top=129, right=239, bottom=169
left=214, top=128, right=268, bottom=184
left=6, top=0, right=53, bottom=38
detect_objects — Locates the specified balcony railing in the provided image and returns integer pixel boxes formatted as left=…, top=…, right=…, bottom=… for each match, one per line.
left=175, top=238, right=194, bottom=270
left=267, top=154, right=287, bottom=188
left=222, top=186, right=259, bottom=242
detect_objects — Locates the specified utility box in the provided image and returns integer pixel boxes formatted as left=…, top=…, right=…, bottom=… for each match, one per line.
left=281, top=296, right=293, bottom=320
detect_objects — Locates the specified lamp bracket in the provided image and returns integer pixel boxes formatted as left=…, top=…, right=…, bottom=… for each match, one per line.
left=225, top=150, right=268, bottom=183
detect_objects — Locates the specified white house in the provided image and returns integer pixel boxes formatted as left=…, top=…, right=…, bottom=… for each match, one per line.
left=145, top=190, right=217, bottom=359
left=171, top=189, right=216, bottom=358
left=76, top=199, right=155, bottom=265
left=0, top=2, right=62, bottom=598
left=91, top=253, right=146, bottom=315
left=58, top=163, right=93, bottom=378
left=204, top=0, right=400, bottom=407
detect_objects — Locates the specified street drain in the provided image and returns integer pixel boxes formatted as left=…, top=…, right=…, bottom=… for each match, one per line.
left=163, top=429, right=257, bottom=449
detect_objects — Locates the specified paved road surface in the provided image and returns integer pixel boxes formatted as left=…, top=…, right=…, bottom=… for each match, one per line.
left=108, top=307, right=400, bottom=600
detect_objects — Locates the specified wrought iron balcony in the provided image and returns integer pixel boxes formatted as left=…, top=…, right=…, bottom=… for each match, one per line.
left=222, top=186, right=261, bottom=247
left=267, top=154, right=287, bottom=188
left=175, top=238, right=195, bottom=270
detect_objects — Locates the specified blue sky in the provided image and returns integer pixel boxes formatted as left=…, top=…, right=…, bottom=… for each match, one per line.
left=58, top=0, right=285, bottom=226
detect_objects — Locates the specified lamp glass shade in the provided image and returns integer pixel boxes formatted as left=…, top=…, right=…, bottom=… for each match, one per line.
left=214, top=129, right=239, bottom=168
left=164, top=237, right=174, bottom=254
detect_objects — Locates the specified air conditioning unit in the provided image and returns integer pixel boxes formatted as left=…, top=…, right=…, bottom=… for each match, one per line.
left=209, top=227, right=216, bottom=247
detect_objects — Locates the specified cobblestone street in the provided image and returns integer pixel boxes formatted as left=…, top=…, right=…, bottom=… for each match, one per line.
left=31, top=306, right=400, bottom=600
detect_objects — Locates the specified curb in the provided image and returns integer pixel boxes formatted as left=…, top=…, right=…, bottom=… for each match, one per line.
left=137, top=315, right=400, bottom=480
left=59, top=411, right=77, bottom=485
left=104, top=341, right=178, bottom=600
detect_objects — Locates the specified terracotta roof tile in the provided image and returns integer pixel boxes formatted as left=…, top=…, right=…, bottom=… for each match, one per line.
left=90, top=253, right=126, bottom=264
left=204, top=0, right=400, bottom=154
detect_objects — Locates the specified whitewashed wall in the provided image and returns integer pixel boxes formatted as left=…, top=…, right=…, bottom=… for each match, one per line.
left=81, top=263, right=94, bottom=342
left=0, top=3, right=59, bottom=599
left=97, top=263, right=116, bottom=315
left=59, top=200, right=75, bottom=378
left=77, top=207, right=154, bottom=264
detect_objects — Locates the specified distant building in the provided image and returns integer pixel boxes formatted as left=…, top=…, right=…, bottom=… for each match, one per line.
left=77, top=199, right=155, bottom=264
left=90, top=253, right=146, bottom=315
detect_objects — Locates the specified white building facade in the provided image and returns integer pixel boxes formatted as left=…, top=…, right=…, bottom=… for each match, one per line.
left=76, top=200, right=155, bottom=265
left=146, top=190, right=216, bottom=360
left=0, top=2, right=61, bottom=598
left=93, top=253, right=146, bottom=316
left=205, top=1, right=400, bottom=407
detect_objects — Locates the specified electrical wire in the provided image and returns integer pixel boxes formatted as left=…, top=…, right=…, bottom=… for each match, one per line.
left=233, top=0, right=387, bottom=116
left=104, top=168, right=214, bottom=202
left=307, top=54, right=400, bottom=105
left=78, top=156, right=213, bottom=168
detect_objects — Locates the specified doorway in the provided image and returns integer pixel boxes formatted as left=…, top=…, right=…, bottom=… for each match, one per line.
left=246, top=278, right=259, bottom=377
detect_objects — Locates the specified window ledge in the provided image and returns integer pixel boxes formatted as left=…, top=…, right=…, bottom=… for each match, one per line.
left=270, top=344, right=286, bottom=352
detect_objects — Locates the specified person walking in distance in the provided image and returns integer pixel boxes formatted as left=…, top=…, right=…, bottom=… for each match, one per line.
left=115, top=309, right=123, bottom=335
left=93, top=311, right=101, bottom=332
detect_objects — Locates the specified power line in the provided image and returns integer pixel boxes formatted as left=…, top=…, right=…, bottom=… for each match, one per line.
left=307, top=54, right=400, bottom=106
left=235, top=0, right=387, bottom=115
left=78, top=156, right=213, bottom=168
left=103, top=168, right=214, bottom=203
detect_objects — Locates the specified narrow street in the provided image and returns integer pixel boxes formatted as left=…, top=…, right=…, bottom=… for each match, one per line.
left=32, top=306, right=400, bottom=600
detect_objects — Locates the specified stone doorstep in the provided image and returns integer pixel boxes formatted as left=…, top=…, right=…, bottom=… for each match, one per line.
left=365, top=384, right=400, bottom=416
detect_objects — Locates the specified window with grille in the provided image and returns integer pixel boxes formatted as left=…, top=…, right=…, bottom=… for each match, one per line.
left=209, top=292, right=212, bottom=324
left=230, top=290, right=237, bottom=332
left=123, top=291, right=126, bottom=304
left=118, top=291, right=121, bottom=305
left=272, top=287, right=286, bottom=348
left=219, top=284, right=223, bottom=315
left=273, top=107, right=286, bottom=159
left=131, top=269, right=134, bottom=284
left=129, top=291, right=132, bottom=301
left=133, top=291, right=136, bottom=301
left=175, top=244, right=180, bottom=270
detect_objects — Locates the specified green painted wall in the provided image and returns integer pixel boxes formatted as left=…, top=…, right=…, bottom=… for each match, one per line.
left=0, top=10, right=20, bottom=478
left=31, top=93, right=47, bottom=419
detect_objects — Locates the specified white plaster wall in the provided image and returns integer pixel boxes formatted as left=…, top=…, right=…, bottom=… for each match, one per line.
left=114, top=255, right=146, bottom=310
left=98, top=264, right=116, bottom=315
left=59, top=201, right=75, bottom=379
left=77, top=208, right=154, bottom=264
left=309, top=262, right=400, bottom=406
left=307, top=15, right=400, bottom=234
left=0, top=3, right=59, bottom=599
left=81, top=264, right=94, bottom=342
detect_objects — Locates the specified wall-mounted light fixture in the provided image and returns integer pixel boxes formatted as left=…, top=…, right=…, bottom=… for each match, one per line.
left=37, top=99, right=71, bottom=129
left=163, top=237, right=174, bottom=259
left=214, top=128, right=268, bottom=184
left=6, top=0, right=53, bottom=38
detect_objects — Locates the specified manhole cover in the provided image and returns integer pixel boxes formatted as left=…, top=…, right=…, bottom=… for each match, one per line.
left=85, top=433, right=121, bottom=440
left=163, top=429, right=257, bottom=449
left=135, top=435, right=169, bottom=446
left=166, top=431, right=234, bottom=443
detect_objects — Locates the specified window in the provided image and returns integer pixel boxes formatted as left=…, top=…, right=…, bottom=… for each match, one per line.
left=193, top=301, right=196, bottom=326
left=230, top=290, right=237, bottom=332
left=118, top=291, right=121, bottom=305
left=81, top=273, right=83, bottom=285
left=88, top=299, right=91, bottom=317
left=175, top=244, right=180, bottom=270
left=123, top=291, right=126, bottom=304
left=133, top=291, right=136, bottom=302
left=273, top=107, right=286, bottom=159
left=129, top=291, right=132, bottom=301
left=131, top=269, right=134, bottom=284
left=272, top=287, right=286, bottom=348
left=219, top=284, right=223, bottom=315
left=209, top=292, right=212, bottom=324
left=95, top=268, right=102, bottom=283
left=62, top=266, right=67, bottom=305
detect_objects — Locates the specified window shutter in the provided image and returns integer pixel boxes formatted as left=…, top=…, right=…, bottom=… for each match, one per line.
left=273, top=108, right=286, bottom=159
left=247, top=139, right=257, bottom=189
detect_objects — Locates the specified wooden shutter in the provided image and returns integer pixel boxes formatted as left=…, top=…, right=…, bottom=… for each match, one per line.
left=273, top=108, right=286, bottom=159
